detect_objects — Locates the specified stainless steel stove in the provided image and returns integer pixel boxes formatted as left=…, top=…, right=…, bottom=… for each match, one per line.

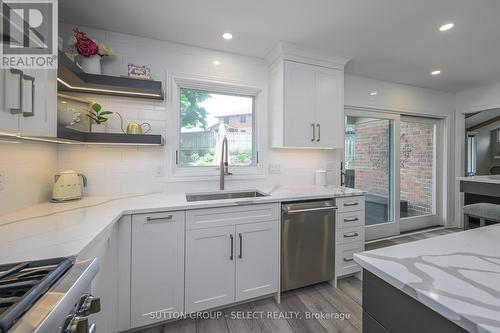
left=0, top=257, right=99, bottom=333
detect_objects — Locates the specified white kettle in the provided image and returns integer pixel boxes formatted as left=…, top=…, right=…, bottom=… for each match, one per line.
left=52, top=170, right=87, bottom=202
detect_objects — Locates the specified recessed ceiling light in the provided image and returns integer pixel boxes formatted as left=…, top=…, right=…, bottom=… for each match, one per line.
left=439, top=23, right=454, bottom=32
left=222, top=32, right=233, bottom=40
left=431, top=69, right=441, bottom=76
left=370, top=91, right=377, bottom=96
left=213, top=60, right=221, bottom=65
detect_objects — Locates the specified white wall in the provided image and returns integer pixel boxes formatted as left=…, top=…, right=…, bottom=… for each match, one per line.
left=58, top=23, right=341, bottom=196
left=0, top=140, right=58, bottom=215
left=456, top=81, right=500, bottom=114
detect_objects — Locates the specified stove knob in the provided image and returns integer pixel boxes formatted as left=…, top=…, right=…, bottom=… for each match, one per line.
left=79, top=296, right=101, bottom=316
left=66, top=316, right=88, bottom=333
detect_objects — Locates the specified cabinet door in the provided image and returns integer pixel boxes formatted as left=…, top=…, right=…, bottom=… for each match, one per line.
left=235, top=221, right=279, bottom=302
left=0, top=69, right=20, bottom=133
left=185, top=226, right=235, bottom=312
left=283, top=61, right=317, bottom=147
left=19, top=69, right=57, bottom=137
left=131, top=212, right=185, bottom=328
left=315, top=67, right=344, bottom=148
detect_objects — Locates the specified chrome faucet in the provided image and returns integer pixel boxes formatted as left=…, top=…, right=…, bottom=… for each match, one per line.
left=220, top=136, right=232, bottom=190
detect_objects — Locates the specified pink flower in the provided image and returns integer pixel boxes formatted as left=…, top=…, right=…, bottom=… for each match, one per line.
left=73, top=28, right=98, bottom=57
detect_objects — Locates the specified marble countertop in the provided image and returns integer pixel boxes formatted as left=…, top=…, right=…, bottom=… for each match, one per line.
left=355, top=226, right=500, bottom=333
left=0, top=185, right=363, bottom=265
left=457, top=175, right=500, bottom=185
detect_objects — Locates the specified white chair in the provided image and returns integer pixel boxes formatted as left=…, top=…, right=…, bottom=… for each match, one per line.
left=463, top=203, right=500, bottom=229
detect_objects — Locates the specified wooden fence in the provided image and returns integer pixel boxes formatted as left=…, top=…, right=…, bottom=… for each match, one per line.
left=181, top=132, right=252, bottom=151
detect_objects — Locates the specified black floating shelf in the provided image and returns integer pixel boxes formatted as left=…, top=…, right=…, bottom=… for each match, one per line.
left=57, top=51, right=164, bottom=100
left=58, top=126, right=164, bottom=145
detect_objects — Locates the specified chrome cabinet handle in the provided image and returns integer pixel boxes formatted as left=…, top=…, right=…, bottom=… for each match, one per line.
left=344, top=202, right=359, bottom=207
left=9, top=68, right=23, bottom=114
left=230, top=234, right=234, bottom=260
left=145, top=215, right=173, bottom=223
left=238, top=233, right=243, bottom=259
left=311, top=123, right=315, bottom=141
left=316, top=124, right=320, bottom=142
left=344, top=217, right=359, bottom=222
left=284, top=206, right=337, bottom=214
left=344, top=232, right=359, bottom=238
left=343, top=257, right=354, bottom=262
left=22, top=74, right=35, bottom=117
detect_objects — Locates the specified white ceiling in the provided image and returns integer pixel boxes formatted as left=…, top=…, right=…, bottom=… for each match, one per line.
left=59, top=0, right=500, bottom=92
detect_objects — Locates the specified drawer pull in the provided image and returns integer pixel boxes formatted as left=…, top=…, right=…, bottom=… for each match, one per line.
left=344, top=202, right=359, bottom=207
left=344, top=217, right=359, bottom=222
left=343, top=257, right=354, bottom=262
left=146, top=215, right=173, bottom=223
left=344, top=232, right=359, bottom=238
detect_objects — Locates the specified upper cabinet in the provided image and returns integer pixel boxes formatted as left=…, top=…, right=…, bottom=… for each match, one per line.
left=0, top=68, right=57, bottom=137
left=267, top=42, right=349, bottom=149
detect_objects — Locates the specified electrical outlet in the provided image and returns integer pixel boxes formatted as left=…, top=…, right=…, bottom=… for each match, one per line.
left=0, top=171, right=4, bottom=192
left=325, top=162, right=335, bottom=172
left=154, top=165, right=164, bottom=177
left=269, top=163, right=281, bottom=174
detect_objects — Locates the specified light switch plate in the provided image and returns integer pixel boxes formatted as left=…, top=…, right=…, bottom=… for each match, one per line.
left=269, top=163, right=281, bottom=174
left=0, top=171, right=5, bottom=192
left=154, top=164, right=164, bottom=177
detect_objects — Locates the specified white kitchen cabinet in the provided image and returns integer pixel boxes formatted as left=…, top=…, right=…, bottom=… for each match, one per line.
left=131, top=211, right=185, bottom=328
left=282, top=61, right=317, bottom=147
left=0, top=69, right=20, bottom=133
left=185, top=204, right=280, bottom=313
left=185, top=225, right=236, bottom=312
left=0, top=68, right=56, bottom=136
left=314, top=67, right=344, bottom=148
left=268, top=43, right=349, bottom=149
left=235, top=221, right=278, bottom=302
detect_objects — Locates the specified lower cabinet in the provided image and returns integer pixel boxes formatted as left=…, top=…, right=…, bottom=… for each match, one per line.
left=235, top=221, right=279, bottom=301
left=185, top=219, right=279, bottom=313
left=130, top=211, right=185, bottom=328
left=185, top=225, right=236, bottom=312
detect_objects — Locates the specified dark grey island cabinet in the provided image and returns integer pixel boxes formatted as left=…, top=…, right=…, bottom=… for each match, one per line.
left=362, top=270, right=468, bottom=333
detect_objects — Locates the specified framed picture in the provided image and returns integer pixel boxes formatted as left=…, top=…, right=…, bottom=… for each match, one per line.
left=128, top=63, right=152, bottom=80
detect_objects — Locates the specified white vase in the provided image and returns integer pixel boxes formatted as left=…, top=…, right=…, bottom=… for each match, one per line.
left=91, top=124, right=106, bottom=133
left=80, top=56, right=102, bottom=74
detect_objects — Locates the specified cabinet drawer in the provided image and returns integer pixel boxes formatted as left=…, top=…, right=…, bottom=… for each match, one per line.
left=336, top=225, right=364, bottom=244
left=336, top=242, right=363, bottom=277
left=336, top=196, right=365, bottom=213
left=337, top=210, right=364, bottom=229
left=186, top=203, right=279, bottom=230
left=134, top=211, right=185, bottom=224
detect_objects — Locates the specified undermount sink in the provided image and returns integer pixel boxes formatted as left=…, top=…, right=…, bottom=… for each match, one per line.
left=186, top=190, right=269, bottom=202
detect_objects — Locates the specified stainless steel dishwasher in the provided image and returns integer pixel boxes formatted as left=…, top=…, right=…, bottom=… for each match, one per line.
left=281, top=199, right=337, bottom=291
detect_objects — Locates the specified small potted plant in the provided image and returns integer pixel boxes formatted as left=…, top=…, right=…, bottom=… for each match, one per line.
left=87, top=103, right=112, bottom=133
left=72, top=28, right=113, bottom=74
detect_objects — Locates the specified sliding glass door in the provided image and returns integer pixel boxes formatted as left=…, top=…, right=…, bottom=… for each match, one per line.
left=399, top=116, right=441, bottom=232
left=345, top=110, right=400, bottom=240
left=344, top=110, right=442, bottom=240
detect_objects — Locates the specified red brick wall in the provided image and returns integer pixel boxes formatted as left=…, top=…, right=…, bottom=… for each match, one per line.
left=350, top=119, right=434, bottom=215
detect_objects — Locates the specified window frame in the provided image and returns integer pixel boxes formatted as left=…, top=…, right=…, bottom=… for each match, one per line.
left=168, top=75, right=265, bottom=181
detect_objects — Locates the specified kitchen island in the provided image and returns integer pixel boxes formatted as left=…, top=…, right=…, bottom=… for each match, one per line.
left=355, top=225, right=500, bottom=333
